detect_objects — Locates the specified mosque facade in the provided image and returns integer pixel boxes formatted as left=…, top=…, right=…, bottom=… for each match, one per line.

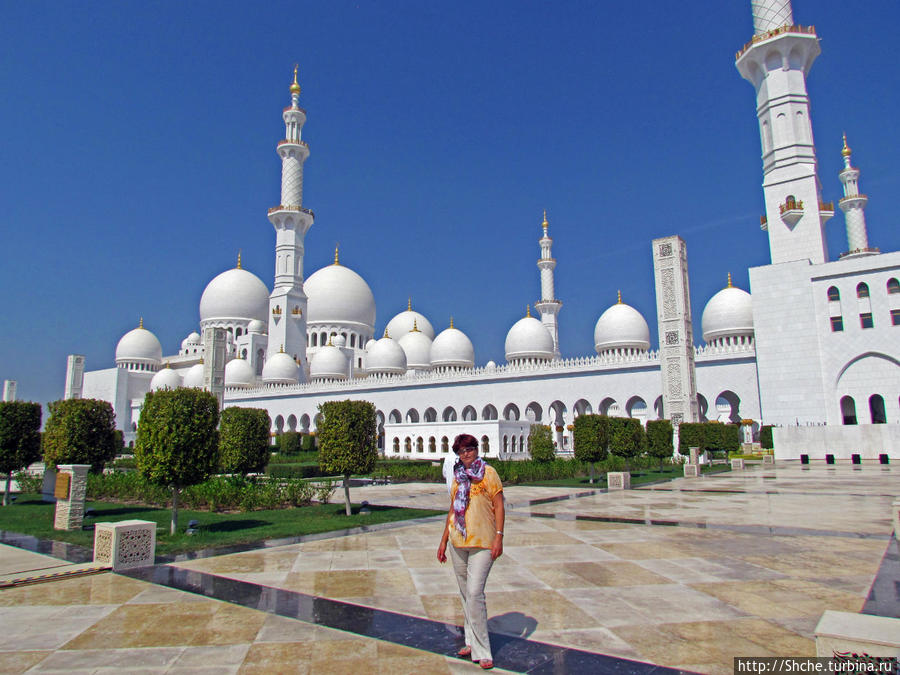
left=65, top=0, right=900, bottom=461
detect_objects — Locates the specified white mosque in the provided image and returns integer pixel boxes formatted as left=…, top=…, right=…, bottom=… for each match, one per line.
left=64, top=0, right=900, bottom=461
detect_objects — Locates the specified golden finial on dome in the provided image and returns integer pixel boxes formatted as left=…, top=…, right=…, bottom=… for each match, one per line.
left=407, top=297, right=412, bottom=311
left=727, top=272, right=733, bottom=288
left=327, top=335, right=333, bottom=346
left=279, top=344, right=285, bottom=353
left=237, top=250, right=242, bottom=269
left=617, top=290, right=622, bottom=304
left=449, top=316, right=454, bottom=329
left=841, top=132, right=851, bottom=157
left=384, top=327, right=390, bottom=339
left=290, top=64, right=301, bottom=95
left=139, top=317, right=144, bottom=329
left=542, top=209, right=548, bottom=229
left=526, top=305, right=531, bottom=318
left=412, top=319, right=420, bottom=332
left=334, top=243, right=339, bottom=265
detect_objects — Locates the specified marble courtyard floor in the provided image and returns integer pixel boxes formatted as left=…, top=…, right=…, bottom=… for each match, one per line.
left=0, top=462, right=897, bottom=674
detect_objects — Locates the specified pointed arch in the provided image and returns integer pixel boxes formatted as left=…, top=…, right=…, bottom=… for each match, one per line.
left=482, top=404, right=498, bottom=421
left=424, top=407, right=437, bottom=422
left=503, top=403, right=520, bottom=421
left=443, top=406, right=458, bottom=422
left=525, top=402, right=543, bottom=422
left=461, top=405, right=477, bottom=422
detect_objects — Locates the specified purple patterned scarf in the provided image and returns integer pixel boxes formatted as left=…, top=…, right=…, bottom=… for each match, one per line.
left=452, top=457, right=486, bottom=537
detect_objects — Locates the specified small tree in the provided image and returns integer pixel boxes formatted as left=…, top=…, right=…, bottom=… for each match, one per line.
left=317, top=400, right=377, bottom=516
left=760, top=425, right=774, bottom=450
left=573, top=414, right=609, bottom=483
left=609, top=417, right=644, bottom=471
left=528, top=425, right=555, bottom=462
left=278, top=431, right=303, bottom=456
left=135, top=389, right=219, bottom=534
left=43, top=398, right=117, bottom=473
left=645, top=419, right=674, bottom=469
left=0, top=402, right=42, bottom=506
left=677, top=422, right=707, bottom=456
left=219, top=407, right=271, bottom=476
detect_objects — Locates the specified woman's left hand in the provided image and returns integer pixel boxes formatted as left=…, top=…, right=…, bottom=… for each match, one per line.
left=490, top=533, right=503, bottom=560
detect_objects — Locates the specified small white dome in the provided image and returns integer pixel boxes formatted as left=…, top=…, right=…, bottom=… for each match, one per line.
left=702, top=282, right=753, bottom=343
left=115, top=323, right=163, bottom=365
left=199, top=267, right=270, bottom=323
left=150, top=367, right=182, bottom=391
left=398, top=328, right=433, bottom=370
left=386, top=307, right=435, bottom=340
left=180, top=331, right=201, bottom=350
left=261, top=351, right=300, bottom=384
left=305, top=263, right=376, bottom=330
left=331, top=334, right=347, bottom=348
left=485, top=360, right=497, bottom=370
left=430, top=325, right=475, bottom=369
left=367, top=334, right=407, bottom=374
left=224, top=357, right=255, bottom=388
left=310, top=344, right=349, bottom=380
left=505, top=315, right=553, bottom=362
left=593, top=300, right=650, bottom=354
left=183, top=363, right=205, bottom=388
left=364, top=339, right=376, bottom=351
left=247, top=319, right=266, bottom=334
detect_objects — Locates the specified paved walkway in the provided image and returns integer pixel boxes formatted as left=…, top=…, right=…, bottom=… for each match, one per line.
left=0, top=462, right=896, bottom=674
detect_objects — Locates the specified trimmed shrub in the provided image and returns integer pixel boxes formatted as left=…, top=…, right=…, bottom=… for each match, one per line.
left=220, top=407, right=271, bottom=476
left=318, top=400, right=377, bottom=515
left=760, top=425, right=774, bottom=450
left=0, top=401, right=42, bottom=505
left=528, top=425, right=555, bottom=462
left=645, top=419, right=674, bottom=468
left=301, top=433, right=317, bottom=452
left=677, top=422, right=706, bottom=455
left=608, top=417, right=645, bottom=470
left=573, top=414, right=609, bottom=483
left=42, top=398, right=117, bottom=473
left=278, top=431, right=303, bottom=456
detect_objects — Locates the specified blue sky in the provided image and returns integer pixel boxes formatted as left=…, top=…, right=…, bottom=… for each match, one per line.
left=2, top=1, right=898, bottom=409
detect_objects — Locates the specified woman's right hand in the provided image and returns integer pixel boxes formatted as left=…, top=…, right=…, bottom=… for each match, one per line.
left=437, top=540, right=447, bottom=563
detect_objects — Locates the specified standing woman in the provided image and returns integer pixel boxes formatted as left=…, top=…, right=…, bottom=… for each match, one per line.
left=437, top=433, right=505, bottom=670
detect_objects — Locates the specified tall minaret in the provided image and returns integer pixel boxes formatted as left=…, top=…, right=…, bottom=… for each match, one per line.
left=736, top=0, right=834, bottom=265
left=267, top=66, right=313, bottom=379
left=533, top=210, right=562, bottom=359
left=838, top=134, right=876, bottom=259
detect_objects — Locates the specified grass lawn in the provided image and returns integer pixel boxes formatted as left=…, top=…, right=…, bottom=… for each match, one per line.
left=0, top=494, right=443, bottom=555
left=521, top=463, right=730, bottom=488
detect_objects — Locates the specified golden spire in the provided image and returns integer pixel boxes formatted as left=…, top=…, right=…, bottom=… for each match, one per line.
left=412, top=319, right=420, bottom=332
left=841, top=132, right=851, bottom=157
left=526, top=305, right=531, bottom=318
left=407, top=297, right=412, bottom=311
left=139, top=317, right=144, bottom=329
left=727, top=272, right=733, bottom=288
left=617, top=290, right=622, bottom=304
left=237, top=250, right=242, bottom=269
left=384, top=327, right=390, bottom=338
left=334, top=243, right=340, bottom=265
left=327, top=335, right=333, bottom=346
left=279, top=344, right=285, bottom=353
left=542, top=209, right=548, bottom=230
left=449, top=316, right=454, bottom=329
left=290, top=64, right=301, bottom=95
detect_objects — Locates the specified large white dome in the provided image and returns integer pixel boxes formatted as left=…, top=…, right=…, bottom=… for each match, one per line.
left=430, top=324, right=475, bottom=369
left=115, top=322, right=163, bottom=365
left=385, top=305, right=435, bottom=340
left=183, top=363, right=205, bottom=388
left=366, top=334, right=407, bottom=374
left=261, top=350, right=300, bottom=384
left=398, top=328, right=433, bottom=371
left=309, top=344, right=349, bottom=380
left=593, top=299, right=650, bottom=354
left=305, top=262, right=376, bottom=329
left=702, top=281, right=753, bottom=343
left=224, top=357, right=255, bottom=388
left=150, top=366, right=182, bottom=391
left=199, top=267, right=270, bottom=323
left=505, top=314, right=553, bottom=362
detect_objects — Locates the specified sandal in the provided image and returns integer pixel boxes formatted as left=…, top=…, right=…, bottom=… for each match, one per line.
left=456, top=646, right=472, bottom=659
left=479, top=659, right=494, bottom=670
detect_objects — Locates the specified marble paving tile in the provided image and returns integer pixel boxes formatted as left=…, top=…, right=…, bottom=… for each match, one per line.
left=502, top=544, right=619, bottom=565
left=0, top=572, right=145, bottom=606
left=31, top=646, right=185, bottom=670
left=0, top=650, right=51, bottom=674
left=0, top=605, right=119, bottom=651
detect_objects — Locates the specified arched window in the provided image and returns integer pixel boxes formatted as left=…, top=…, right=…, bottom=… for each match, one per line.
left=888, top=278, right=900, bottom=294
left=235, top=327, right=243, bottom=338
left=416, top=437, right=424, bottom=453
left=840, top=396, right=857, bottom=425
left=429, top=437, right=436, bottom=453
left=503, top=436, right=508, bottom=453
left=350, top=334, right=356, bottom=348
left=424, top=407, right=437, bottom=422
left=441, top=437, right=449, bottom=453
left=443, top=406, right=457, bottom=422
left=481, top=436, right=489, bottom=453
left=827, top=286, right=840, bottom=302
left=511, top=436, right=517, bottom=453
left=869, top=395, right=886, bottom=424
left=404, top=437, right=412, bottom=452
left=393, top=438, right=400, bottom=453
left=857, top=282, right=869, bottom=298
left=310, top=333, right=317, bottom=347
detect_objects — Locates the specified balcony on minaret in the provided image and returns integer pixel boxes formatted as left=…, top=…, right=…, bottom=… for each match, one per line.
left=268, top=204, right=315, bottom=217
left=735, top=24, right=817, bottom=61
left=778, top=195, right=804, bottom=228
left=277, top=139, right=308, bottom=150
left=839, top=194, right=868, bottom=209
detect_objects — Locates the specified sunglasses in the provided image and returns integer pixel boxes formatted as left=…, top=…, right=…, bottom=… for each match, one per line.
left=457, top=447, right=478, bottom=454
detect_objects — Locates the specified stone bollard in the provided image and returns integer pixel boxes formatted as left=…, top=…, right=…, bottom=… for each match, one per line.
left=731, top=458, right=745, bottom=470
left=607, top=472, right=631, bottom=490
left=53, top=464, right=90, bottom=531
left=683, top=464, right=699, bottom=478
left=762, top=454, right=775, bottom=465
left=93, top=520, right=157, bottom=570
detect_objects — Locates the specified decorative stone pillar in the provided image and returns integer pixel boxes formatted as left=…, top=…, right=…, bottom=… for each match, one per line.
left=53, top=464, right=90, bottom=531
left=202, top=327, right=227, bottom=410
left=731, top=458, right=745, bottom=470
left=93, top=520, right=157, bottom=570
left=607, top=472, right=631, bottom=490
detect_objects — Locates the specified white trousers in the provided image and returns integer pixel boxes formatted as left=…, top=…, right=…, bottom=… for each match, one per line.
left=449, top=545, right=494, bottom=661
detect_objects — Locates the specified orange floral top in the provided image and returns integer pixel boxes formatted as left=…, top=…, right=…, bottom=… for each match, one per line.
left=448, top=465, right=503, bottom=549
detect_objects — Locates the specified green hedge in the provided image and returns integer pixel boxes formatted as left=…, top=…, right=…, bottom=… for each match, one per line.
left=266, top=463, right=325, bottom=479
left=760, top=425, right=774, bottom=449
left=678, top=422, right=741, bottom=455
